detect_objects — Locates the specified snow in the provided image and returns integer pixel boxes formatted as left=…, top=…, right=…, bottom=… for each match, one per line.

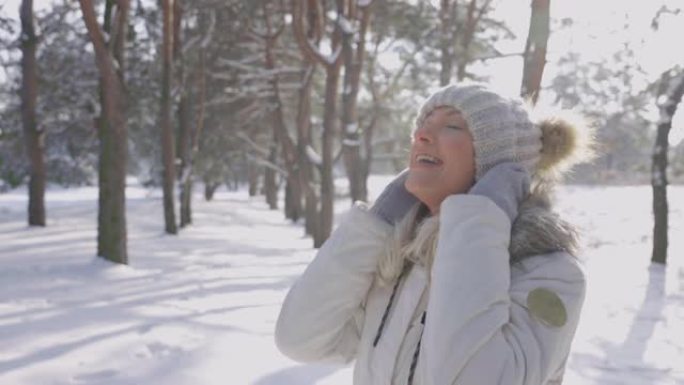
left=342, top=138, right=361, bottom=147
left=199, top=13, right=216, bottom=49
left=337, top=16, right=356, bottom=35
left=657, top=109, right=673, bottom=126
left=219, top=58, right=255, bottom=73
left=305, top=145, right=322, bottom=166
left=1, top=181, right=684, bottom=384
left=345, top=123, right=358, bottom=135
left=664, top=71, right=684, bottom=99
left=310, top=43, right=342, bottom=67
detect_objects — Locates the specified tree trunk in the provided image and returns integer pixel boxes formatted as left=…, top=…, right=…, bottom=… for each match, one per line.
left=520, top=0, right=550, bottom=104
left=260, top=2, right=302, bottom=221
left=173, top=0, right=193, bottom=228
left=292, top=0, right=345, bottom=247
left=248, top=159, right=260, bottom=197
left=297, top=65, right=318, bottom=237
left=296, top=2, right=321, bottom=238
left=20, top=0, right=45, bottom=227
left=159, top=0, right=178, bottom=234
left=439, top=0, right=453, bottom=86
left=182, top=47, right=208, bottom=225
left=177, top=87, right=193, bottom=227
left=456, top=0, right=492, bottom=81
left=179, top=178, right=192, bottom=225
left=317, top=64, right=340, bottom=247
left=79, top=0, right=129, bottom=264
left=456, top=0, right=475, bottom=81
left=264, top=140, right=279, bottom=209
left=178, top=90, right=193, bottom=227
left=341, top=4, right=371, bottom=204
left=284, top=177, right=299, bottom=221
left=204, top=178, right=219, bottom=201
left=360, top=110, right=378, bottom=193
left=651, top=71, right=684, bottom=265
left=285, top=169, right=303, bottom=221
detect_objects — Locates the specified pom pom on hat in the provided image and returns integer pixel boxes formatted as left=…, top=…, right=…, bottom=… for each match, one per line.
left=535, top=111, right=596, bottom=181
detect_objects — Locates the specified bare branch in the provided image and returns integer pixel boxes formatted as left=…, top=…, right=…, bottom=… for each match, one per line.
left=292, top=0, right=341, bottom=68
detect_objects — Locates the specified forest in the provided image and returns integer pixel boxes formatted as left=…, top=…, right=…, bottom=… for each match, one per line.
left=1, top=1, right=684, bottom=384
left=2, top=1, right=683, bottom=264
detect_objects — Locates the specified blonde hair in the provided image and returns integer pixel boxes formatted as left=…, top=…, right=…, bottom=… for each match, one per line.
left=377, top=203, right=440, bottom=287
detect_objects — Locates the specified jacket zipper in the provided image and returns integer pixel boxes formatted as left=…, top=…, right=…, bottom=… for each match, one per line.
left=407, top=311, right=426, bottom=385
left=372, top=268, right=406, bottom=347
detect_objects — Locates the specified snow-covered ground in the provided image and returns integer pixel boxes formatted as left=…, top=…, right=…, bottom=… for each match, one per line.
left=0, top=178, right=683, bottom=385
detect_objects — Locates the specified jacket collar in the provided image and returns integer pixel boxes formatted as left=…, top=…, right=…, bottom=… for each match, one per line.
left=377, top=188, right=579, bottom=285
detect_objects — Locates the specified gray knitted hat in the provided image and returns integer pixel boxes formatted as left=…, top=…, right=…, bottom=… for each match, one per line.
left=414, top=83, right=543, bottom=181
left=414, top=83, right=596, bottom=183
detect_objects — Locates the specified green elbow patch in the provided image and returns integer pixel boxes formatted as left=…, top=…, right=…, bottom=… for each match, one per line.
left=527, top=288, right=568, bottom=328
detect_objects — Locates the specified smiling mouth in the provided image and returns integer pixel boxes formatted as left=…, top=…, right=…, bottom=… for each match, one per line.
left=415, top=154, right=443, bottom=166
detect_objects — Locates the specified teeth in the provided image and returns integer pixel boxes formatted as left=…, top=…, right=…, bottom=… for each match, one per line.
left=416, top=154, right=440, bottom=164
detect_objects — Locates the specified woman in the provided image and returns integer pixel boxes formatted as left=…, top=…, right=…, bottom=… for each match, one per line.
left=275, top=83, right=593, bottom=385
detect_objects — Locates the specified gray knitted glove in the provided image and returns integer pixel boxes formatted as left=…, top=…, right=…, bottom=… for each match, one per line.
left=468, top=162, right=530, bottom=222
left=370, top=169, right=418, bottom=225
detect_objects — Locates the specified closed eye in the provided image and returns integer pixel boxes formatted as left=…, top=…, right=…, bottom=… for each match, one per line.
left=446, top=125, right=464, bottom=130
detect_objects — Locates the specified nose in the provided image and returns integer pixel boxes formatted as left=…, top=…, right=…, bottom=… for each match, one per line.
left=413, top=122, right=435, bottom=143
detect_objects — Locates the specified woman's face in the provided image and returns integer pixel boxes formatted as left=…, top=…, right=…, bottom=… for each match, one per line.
left=405, top=107, right=475, bottom=215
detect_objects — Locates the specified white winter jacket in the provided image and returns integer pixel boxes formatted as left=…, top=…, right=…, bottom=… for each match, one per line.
left=275, top=193, right=585, bottom=385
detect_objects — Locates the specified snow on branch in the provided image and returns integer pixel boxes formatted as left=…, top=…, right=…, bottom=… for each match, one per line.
left=246, top=153, right=288, bottom=176
left=205, top=94, right=241, bottom=107
left=305, top=39, right=342, bottom=66
left=327, top=46, right=343, bottom=66
left=657, top=109, right=673, bottom=126
left=345, top=123, right=358, bottom=135
left=218, top=54, right=261, bottom=68
left=664, top=71, right=684, bottom=99
left=180, top=167, right=192, bottom=185
left=220, top=58, right=257, bottom=72
left=337, top=15, right=356, bottom=35
left=236, top=132, right=270, bottom=157
left=342, top=138, right=361, bottom=146
left=306, top=145, right=323, bottom=166
left=206, top=71, right=235, bottom=81
left=278, top=82, right=306, bottom=91
left=200, top=12, right=216, bottom=49
left=237, top=67, right=303, bottom=81
left=182, top=35, right=201, bottom=54
left=292, top=0, right=344, bottom=68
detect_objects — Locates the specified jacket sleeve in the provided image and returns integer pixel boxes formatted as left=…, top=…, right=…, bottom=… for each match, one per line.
left=417, top=194, right=586, bottom=385
left=275, top=202, right=393, bottom=364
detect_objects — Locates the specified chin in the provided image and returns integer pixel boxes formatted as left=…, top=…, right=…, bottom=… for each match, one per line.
left=405, top=174, right=433, bottom=206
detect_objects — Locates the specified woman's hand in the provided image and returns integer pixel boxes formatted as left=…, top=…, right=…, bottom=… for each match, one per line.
left=467, top=162, right=530, bottom=222
left=370, top=169, right=418, bottom=225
